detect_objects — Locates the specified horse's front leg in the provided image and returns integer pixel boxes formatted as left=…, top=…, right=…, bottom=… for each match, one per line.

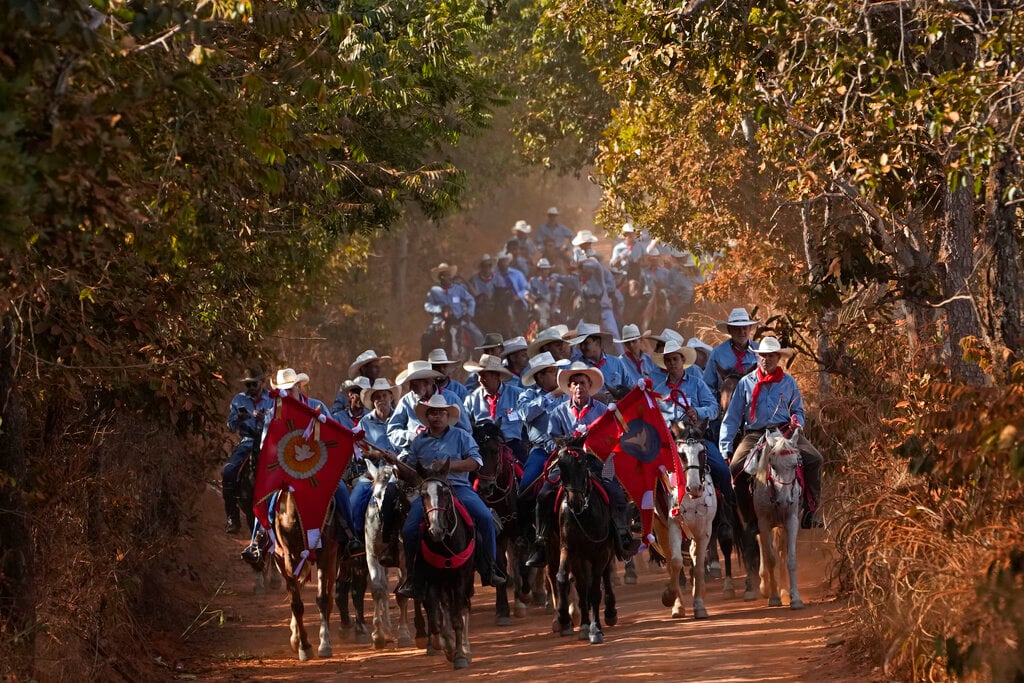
left=351, top=565, right=370, bottom=644
left=587, top=564, right=605, bottom=645
left=366, top=558, right=391, bottom=649
left=495, top=536, right=511, bottom=626
left=554, top=546, right=573, bottom=635
left=287, top=578, right=313, bottom=661
left=669, top=523, right=687, bottom=618
left=689, top=525, right=712, bottom=619
left=601, top=562, right=617, bottom=627
left=395, top=593, right=414, bottom=647
left=576, top=564, right=592, bottom=642
left=316, top=555, right=336, bottom=658
left=784, top=510, right=803, bottom=609
left=758, top=519, right=782, bottom=606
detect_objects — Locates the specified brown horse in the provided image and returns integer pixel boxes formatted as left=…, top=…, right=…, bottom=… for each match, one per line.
left=272, top=492, right=339, bottom=661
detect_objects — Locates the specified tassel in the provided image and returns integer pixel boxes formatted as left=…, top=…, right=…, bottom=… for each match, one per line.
left=293, top=549, right=310, bottom=577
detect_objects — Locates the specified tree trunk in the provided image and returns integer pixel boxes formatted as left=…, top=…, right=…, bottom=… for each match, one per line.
left=983, top=149, right=1024, bottom=366
left=941, top=178, right=986, bottom=385
left=0, top=315, right=34, bottom=675
left=802, top=200, right=832, bottom=399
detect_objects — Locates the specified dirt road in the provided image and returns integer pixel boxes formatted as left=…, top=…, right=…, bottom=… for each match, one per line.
left=177, top=487, right=874, bottom=682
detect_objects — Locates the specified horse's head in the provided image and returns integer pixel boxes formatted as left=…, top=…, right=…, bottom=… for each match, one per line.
left=673, top=421, right=709, bottom=499
left=555, top=444, right=592, bottom=510
left=716, top=365, right=744, bottom=414
left=418, top=467, right=456, bottom=542
left=759, top=427, right=801, bottom=484
left=473, top=420, right=506, bottom=495
left=366, top=460, right=395, bottom=509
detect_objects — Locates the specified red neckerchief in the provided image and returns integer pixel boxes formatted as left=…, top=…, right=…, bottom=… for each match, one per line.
left=750, top=366, right=784, bottom=421
left=485, top=392, right=500, bottom=420
left=589, top=355, right=607, bottom=369
left=666, top=377, right=691, bottom=410
left=571, top=400, right=592, bottom=425
left=625, top=351, right=643, bottom=374
left=348, top=407, right=365, bottom=422
left=731, top=343, right=748, bottom=373
left=480, top=274, right=493, bottom=283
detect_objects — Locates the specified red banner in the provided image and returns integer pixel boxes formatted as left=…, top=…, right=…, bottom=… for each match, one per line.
left=585, top=385, right=681, bottom=544
left=253, top=394, right=354, bottom=551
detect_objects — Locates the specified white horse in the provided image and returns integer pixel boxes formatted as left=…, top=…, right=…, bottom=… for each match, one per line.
left=364, top=461, right=415, bottom=648
left=751, top=427, right=804, bottom=609
left=652, top=424, right=717, bottom=619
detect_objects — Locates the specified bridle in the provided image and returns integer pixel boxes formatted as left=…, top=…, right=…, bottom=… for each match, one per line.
left=423, top=477, right=459, bottom=540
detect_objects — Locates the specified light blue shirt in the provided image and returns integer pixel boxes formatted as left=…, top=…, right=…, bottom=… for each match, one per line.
left=703, top=339, right=759, bottom=395
left=719, top=371, right=805, bottom=456
left=654, top=367, right=719, bottom=426
left=425, top=282, right=476, bottom=321
left=227, top=390, right=274, bottom=442
left=518, top=386, right=567, bottom=452
left=537, top=222, right=574, bottom=250
left=406, top=427, right=482, bottom=488
left=357, top=411, right=395, bottom=452
left=495, top=266, right=529, bottom=302
left=463, top=383, right=525, bottom=443
left=387, top=388, right=471, bottom=453
left=549, top=398, right=608, bottom=439
left=582, top=353, right=629, bottom=396
left=438, top=377, right=468, bottom=401
left=619, top=351, right=659, bottom=385
left=332, top=406, right=368, bottom=431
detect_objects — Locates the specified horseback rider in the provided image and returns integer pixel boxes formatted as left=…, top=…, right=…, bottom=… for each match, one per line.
left=499, top=336, right=530, bottom=390
left=331, top=377, right=371, bottom=429
left=652, top=340, right=736, bottom=506
left=462, top=354, right=527, bottom=465
left=494, top=251, right=530, bottom=334
left=223, top=367, right=273, bottom=534
left=464, top=332, right=504, bottom=392
left=609, top=223, right=645, bottom=281
left=568, top=322, right=630, bottom=400
left=389, top=395, right=508, bottom=597
left=686, top=337, right=715, bottom=371
left=527, top=325, right=573, bottom=362
left=350, top=378, right=400, bottom=563
left=387, top=360, right=472, bottom=457
left=428, top=348, right=468, bottom=401
left=423, top=262, right=484, bottom=353
left=615, top=324, right=658, bottom=385
left=702, top=307, right=760, bottom=396
left=527, top=362, right=639, bottom=567
left=537, top=206, right=574, bottom=262
left=720, top=337, right=824, bottom=529
left=510, top=220, right=538, bottom=270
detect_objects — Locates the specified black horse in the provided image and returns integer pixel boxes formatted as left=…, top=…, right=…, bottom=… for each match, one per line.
left=335, top=538, right=370, bottom=644
left=473, top=421, right=527, bottom=626
left=415, top=462, right=476, bottom=669
left=552, top=442, right=617, bottom=645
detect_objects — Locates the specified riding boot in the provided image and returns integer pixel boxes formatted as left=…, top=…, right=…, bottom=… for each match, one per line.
left=334, top=506, right=365, bottom=558
left=225, top=511, right=241, bottom=535
left=478, top=546, right=508, bottom=588
left=516, top=493, right=536, bottom=553
left=612, top=508, right=639, bottom=561
left=395, top=560, right=419, bottom=598
left=734, top=471, right=756, bottom=527
left=526, top=494, right=554, bottom=568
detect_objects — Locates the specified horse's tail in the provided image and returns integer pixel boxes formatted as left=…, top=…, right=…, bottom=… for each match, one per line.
left=717, top=496, right=749, bottom=573
left=647, top=542, right=667, bottom=567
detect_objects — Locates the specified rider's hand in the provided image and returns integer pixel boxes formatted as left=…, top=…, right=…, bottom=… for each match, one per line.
left=789, top=414, right=801, bottom=428
left=685, top=407, right=700, bottom=424
left=317, top=412, right=328, bottom=423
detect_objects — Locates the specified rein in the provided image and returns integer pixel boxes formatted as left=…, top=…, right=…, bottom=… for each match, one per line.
left=420, top=479, right=475, bottom=570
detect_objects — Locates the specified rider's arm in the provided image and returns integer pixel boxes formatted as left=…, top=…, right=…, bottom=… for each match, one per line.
left=786, top=377, right=806, bottom=428
left=702, top=354, right=721, bottom=394
left=691, top=371, right=720, bottom=422
left=461, top=284, right=476, bottom=319
left=424, top=286, right=446, bottom=316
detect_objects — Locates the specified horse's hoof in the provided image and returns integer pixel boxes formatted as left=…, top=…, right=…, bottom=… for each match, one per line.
left=768, top=596, right=783, bottom=607
left=722, top=588, right=736, bottom=600
left=661, top=589, right=674, bottom=607
left=496, top=616, right=512, bottom=627
left=398, top=634, right=414, bottom=648
left=604, top=609, right=617, bottom=627
left=589, top=631, right=604, bottom=645
left=693, top=608, right=709, bottom=619
left=290, top=636, right=300, bottom=653
left=373, top=636, right=387, bottom=649
left=318, top=645, right=332, bottom=658
left=513, top=604, right=528, bottom=619
left=551, top=618, right=561, bottom=633
left=426, top=645, right=442, bottom=656
left=743, top=590, right=758, bottom=601
left=298, top=647, right=313, bottom=662
left=671, top=607, right=684, bottom=618
left=253, top=584, right=265, bottom=595
left=709, top=561, right=722, bottom=579
left=454, top=655, right=470, bottom=670
left=790, top=599, right=805, bottom=610
left=578, top=628, right=590, bottom=641
left=624, top=572, right=638, bottom=585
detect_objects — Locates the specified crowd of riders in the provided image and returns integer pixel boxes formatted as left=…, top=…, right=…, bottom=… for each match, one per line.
left=223, top=209, right=824, bottom=599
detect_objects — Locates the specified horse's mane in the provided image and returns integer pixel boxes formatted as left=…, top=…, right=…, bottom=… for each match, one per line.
left=553, top=434, right=587, bottom=450
left=755, top=428, right=800, bottom=486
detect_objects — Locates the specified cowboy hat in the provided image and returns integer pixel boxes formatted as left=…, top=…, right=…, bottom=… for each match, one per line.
left=240, top=367, right=265, bottom=383
left=478, top=253, right=494, bottom=265
left=556, top=361, right=604, bottom=396
left=648, top=328, right=684, bottom=344
left=613, top=324, right=649, bottom=344
left=686, top=337, right=714, bottom=355
left=348, top=350, right=392, bottom=379
left=430, top=262, right=458, bottom=279
left=513, top=220, right=532, bottom=234
left=427, top=348, right=460, bottom=366
left=474, top=332, right=504, bottom=350
left=621, top=222, right=636, bottom=235
left=753, top=336, right=795, bottom=358
left=715, top=307, right=761, bottom=333
left=273, top=368, right=310, bottom=390
left=342, top=377, right=371, bottom=393
left=395, top=360, right=444, bottom=385
left=571, top=230, right=599, bottom=247
left=653, top=340, right=697, bottom=370
left=527, top=326, right=567, bottom=357
left=568, top=321, right=612, bottom=346
left=500, top=336, right=528, bottom=357
left=521, top=352, right=569, bottom=387
left=463, top=354, right=513, bottom=380
left=361, top=377, right=398, bottom=410
left=496, top=251, right=512, bottom=262
left=414, top=394, right=461, bottom=426
left=536, top=258, right=553, bottom=270
left=547, top=206, right=559, bottom=215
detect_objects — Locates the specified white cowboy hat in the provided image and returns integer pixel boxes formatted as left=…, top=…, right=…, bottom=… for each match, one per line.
left=500, top=336, right=528, bottom=357
left=273, top=367, right=310, bottom=390
left=520, top=352, right=569, bottom=387
left=536, top=258, right=553, bottom=270
left=496, top=251, right=512, bottom=262
left=463, top=354, right=513, bottom=380
left=556, top=361, right=604, bottom=396
left=686, top=337, right=714, bottom=354
left=361, top=378, right=398, bottom=410
left=527, top=326, right=567, bottom=357
left=414, top=393, right=461, bottom=426
left=430, top=262, right=458, bottom=279
left=395, top=360, right=444, bottom=385
left=568, top=321, right=612, bottom=346
left=753, top=336, right=795, bottom=358
left=715, top=307, right=761, bottom=333
left=474, top=332, right=505, bottom=350
left=649, top=328, right=684, bottom=344
left=342, top=377, right=371, bottom=393
left=478, top=253, right=494, bottom=265
left=547, top=206, right=559, bottom=215
left=653, top=340, right=697, bottom=370
left=513, top=220, right=532, bottom=234
left=613, top=323, right=649, bottom=344
left=571, top=230, right=599, bottom=247
left=427, top=348, right=460, bottom=366
left=621, top=222, right=636, bottom=235
left=348, top=349, right=391, bottom=379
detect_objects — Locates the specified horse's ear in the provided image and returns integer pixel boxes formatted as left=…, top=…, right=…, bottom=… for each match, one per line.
left=365, top=459, right=379, bottom=480
left=415, top=462, right=428, bottom=480
left=439, top=459, right=451, bottom=475
left=716, top=364, right=725, bottom=380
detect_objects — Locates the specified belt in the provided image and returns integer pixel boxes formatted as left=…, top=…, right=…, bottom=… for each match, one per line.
left=744, top=423, right=788, bottom=436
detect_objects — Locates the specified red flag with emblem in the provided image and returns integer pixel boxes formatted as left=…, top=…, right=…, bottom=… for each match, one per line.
left=584, top=384, right=681, bottom=544
left=253, top=393, right=354, bottom=551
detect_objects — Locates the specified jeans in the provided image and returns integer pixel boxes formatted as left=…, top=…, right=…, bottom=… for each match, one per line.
left=221, top=440, right=252, bottom=519
left=704, top=440, right=736, bottom=504
left=332, top=483, right=354, bottom=531
left=349, top=478, right=373, bottom=534
left=403, top=484, right=496, bottom=562
left=520, top=446, right=550, bottom=494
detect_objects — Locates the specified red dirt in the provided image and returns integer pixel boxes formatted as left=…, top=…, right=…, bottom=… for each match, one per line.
left=163, top=484, right=881, bottom=682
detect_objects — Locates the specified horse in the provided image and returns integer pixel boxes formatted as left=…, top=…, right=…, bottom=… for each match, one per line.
left=551, top=442, right=617, bottom=644
left=652, top=423, right=717, bottom=619
left=748, top=427, right=805, bottom=609
left=363, top=460, right=416, bottom=649
left=473, top=421, right=528, bottom=626
left=416, top=461, right=476, bottom=669
left=334, top=534, right=370, bottom=645
left=271, top=491, right=338, bottom=661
